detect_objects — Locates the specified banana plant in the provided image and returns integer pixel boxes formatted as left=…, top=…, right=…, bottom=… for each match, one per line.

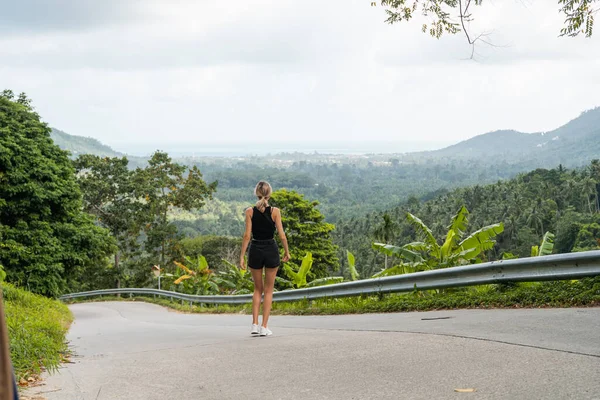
left=282, top=252, right=313, bottom=288
left=215, top=259, right=254, bottom=294
left=372, top=206, right=504, bottom=276
left=346, top=250, right=360, bottom=281
left=172, top=255, right=219, bottom=295
left=281, top=252, right=344, bottom=289
left=531, top=232, right=555, bottom=257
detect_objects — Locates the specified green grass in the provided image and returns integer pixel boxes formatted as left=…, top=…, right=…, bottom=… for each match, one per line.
left=2, top=283, right=73, bottom=380
left=66, top=277, right=600, bottom=315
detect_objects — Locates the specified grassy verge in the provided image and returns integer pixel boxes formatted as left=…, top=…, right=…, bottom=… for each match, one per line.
left=66, top=277, right=600, bottom=315
left=2, top=283, right=73, bottom=381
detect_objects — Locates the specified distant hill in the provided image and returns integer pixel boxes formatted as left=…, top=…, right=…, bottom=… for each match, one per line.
left=49, top=106, right=600, bottom=169
left=50, top=128, right=123, bottom=157
left=412, top=107, right=600, bottom=167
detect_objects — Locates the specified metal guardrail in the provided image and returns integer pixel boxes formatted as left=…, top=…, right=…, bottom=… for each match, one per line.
left=59, top=251, right=600, bottom=305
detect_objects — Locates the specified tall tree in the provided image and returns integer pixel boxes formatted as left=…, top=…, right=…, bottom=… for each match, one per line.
left=73, top=155, right=145, bottom=288
left=137, top=151, right=217, bottom=275
left=270, top=189, right=339, bottom=279
left=0, top=91, right=114, bottom=296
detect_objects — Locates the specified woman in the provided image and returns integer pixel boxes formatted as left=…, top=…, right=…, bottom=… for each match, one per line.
left=240, top=181, right=290, bottom=337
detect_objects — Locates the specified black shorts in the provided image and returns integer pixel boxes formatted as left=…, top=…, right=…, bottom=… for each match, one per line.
left=248, top=239, right=280, bottom=269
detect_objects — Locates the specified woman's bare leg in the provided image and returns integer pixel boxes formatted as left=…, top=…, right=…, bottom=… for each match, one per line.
left=250, top=268, right=264, bottom=325
left=261, top=267, right=278, bottom=327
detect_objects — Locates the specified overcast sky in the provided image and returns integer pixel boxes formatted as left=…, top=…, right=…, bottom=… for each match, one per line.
left=1, top=0, right=599, bottom=154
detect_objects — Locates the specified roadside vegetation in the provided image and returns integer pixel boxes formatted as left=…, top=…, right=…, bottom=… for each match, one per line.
left=2, top=283, right=72, bottom=381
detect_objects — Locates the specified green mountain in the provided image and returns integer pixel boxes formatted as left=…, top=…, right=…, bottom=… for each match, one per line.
left=412, top=107, right=600, bottom=167
left=50, top=128, right=123, bottom=157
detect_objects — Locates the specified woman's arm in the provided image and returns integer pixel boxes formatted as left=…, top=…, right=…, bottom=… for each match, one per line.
left=240, top=208, right=253, bottom=269
left=273, top=207, right=290, bottom=263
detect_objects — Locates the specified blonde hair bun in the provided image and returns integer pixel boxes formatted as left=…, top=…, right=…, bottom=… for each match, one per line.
left=254, top=181, right=272, bottom=212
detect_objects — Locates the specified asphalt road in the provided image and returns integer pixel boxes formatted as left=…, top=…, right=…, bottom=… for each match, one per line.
left=26, top=302, right=600, bottom=400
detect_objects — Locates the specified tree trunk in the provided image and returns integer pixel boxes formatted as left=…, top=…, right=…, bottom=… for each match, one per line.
left=115, top=252, right=120, bottom=288
left=115, top=252, right=121, bottom=298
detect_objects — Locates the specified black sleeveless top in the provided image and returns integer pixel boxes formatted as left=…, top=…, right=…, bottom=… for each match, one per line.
left=251, top=206, right=276, bottom=240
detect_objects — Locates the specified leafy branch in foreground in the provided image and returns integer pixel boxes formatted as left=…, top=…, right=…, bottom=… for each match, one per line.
left=380, top=0, right=597, bottom=43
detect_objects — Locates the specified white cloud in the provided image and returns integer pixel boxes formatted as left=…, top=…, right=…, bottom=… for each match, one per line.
left=0, top=0, right=598, bottom=154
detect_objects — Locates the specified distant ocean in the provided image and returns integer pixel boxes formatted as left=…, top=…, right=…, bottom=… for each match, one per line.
left=115, top=141, right=450, bottom=157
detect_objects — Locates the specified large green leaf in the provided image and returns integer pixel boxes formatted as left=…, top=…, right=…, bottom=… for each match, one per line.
left=306, top=276, right=344, bottom=287
left=459, top=239, right=497, bottom=261
left=283, top=264, right=298, bottom=281
left=538, top=232, right=555, bottom=256
left=198, top=255, right=209, bottom=271
left=208, top=281, right=219, bottom=293
left=222, top=258, right=246, bottom=277
left=446, top=206, right=469, bottom=238
left=531, top=245, right=539, bottom=257
left=275, top=276, right=294, bottom=289
left=214, top=277, right=236, bottom=289
left=372, top=243, right=424, bottom=263
left=283, top=265, right=304, bottom=288
left=402, top=242, right=430, bottom=253
left=298, top=252, right=313, bottom=283
left=372, top=263, right=420, bottom=277
left=458, top=222, right=504, bottom=258
left=346, top=250, right=359, bottom=281
left=440, top=229, right=457, bottom=261
left=406, top=212, right=438, bottom=248
left=439, top=207, right=470, bottom=261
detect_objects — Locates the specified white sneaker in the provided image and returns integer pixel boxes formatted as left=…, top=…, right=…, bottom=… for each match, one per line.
left=259, top=326, right=272, bottom=337
left=251, top=324, right=260, bottom=335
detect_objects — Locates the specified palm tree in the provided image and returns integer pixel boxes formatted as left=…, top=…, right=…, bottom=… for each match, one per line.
left=526, top=201, right=544, bottom=237
left=373, top=212, right=398, bottom=269
left=580, top=176, right=597, bottom=215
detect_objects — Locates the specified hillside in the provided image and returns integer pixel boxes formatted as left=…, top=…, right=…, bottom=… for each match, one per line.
left=50, top=128, right=123, bottom=157
left=411, top=107, right=600, bottom=167
left=334, top=160, right=600, bottom=278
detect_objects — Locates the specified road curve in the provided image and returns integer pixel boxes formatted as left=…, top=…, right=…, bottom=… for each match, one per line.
left=27, top=302, right=600, bottom=400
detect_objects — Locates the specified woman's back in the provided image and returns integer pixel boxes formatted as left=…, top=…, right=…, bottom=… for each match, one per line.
left=251, top=206, right=275, bottom=240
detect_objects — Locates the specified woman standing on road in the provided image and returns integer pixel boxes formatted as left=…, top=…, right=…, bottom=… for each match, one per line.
left=240, top=181, right=290, bottom=337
